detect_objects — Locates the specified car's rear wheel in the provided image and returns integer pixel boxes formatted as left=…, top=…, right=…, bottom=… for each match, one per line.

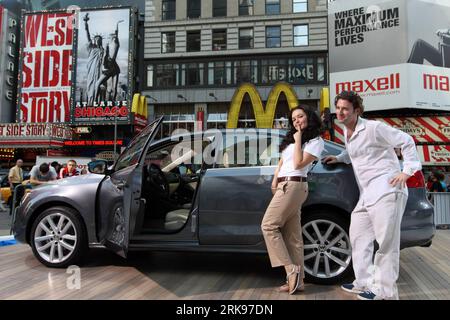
left=302, top=210, right=353, bottom=284
left=30, top=206, right=87, bottom=268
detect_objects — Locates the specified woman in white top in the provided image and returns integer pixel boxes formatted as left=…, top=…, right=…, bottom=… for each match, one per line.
left=261, top=105, right=324, bottom=295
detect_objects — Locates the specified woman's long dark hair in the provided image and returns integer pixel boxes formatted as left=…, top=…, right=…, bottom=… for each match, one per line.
left=279, top=105, right=323, bottom=153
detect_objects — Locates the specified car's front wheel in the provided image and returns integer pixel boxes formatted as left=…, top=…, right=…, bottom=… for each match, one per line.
left=302, top=210, right=353, bottom=285
left=30, top=206, right=87, bottom=268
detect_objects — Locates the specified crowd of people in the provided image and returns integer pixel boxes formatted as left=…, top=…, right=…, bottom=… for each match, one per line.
left=0, top=159, right=87, bottom=212
left=426, top=171, right=449, bottom=192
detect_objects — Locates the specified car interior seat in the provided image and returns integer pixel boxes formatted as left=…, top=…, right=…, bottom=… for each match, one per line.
left=164, top=208, right=190, bottom=230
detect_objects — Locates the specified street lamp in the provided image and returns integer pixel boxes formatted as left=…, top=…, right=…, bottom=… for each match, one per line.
left=113, top=109, right=118, bottom=161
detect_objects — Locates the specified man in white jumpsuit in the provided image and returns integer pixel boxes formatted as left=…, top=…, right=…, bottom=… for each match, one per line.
left=323, top=91, right=421, bottom=300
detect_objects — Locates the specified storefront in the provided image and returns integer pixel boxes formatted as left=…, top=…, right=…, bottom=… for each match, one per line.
left=333, top=116, right=450, bottom=179
left=0, top=122, right=73, bottom=169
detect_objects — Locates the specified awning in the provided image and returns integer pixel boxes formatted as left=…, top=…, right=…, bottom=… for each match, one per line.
left=333, top=119, right=450, bottom=165
left=0, top=123, right=72, bottom=148
left=333, top=116, right=450, bottom=144
left=417, top=145, right=450, bottom=166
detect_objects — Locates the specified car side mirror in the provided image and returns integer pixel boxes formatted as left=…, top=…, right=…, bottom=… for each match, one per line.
left=88, top=160, right=108, bottom=174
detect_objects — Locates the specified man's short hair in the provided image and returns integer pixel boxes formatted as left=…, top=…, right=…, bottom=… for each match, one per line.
left=334, top=90, right=365, bottom=115
left=39, top=163, right=50, bottom=174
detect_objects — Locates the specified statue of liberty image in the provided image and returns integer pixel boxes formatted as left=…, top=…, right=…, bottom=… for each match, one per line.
left=84, top=13, right=123, bottom=104
left=96, top=20, right=124, bottom=102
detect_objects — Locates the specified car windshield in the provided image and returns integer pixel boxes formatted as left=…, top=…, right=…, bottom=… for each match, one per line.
left=114, top=118, right=162, bottom=171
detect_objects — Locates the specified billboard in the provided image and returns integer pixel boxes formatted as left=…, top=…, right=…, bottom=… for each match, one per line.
left=17, top=7, right=136, bottom=125
left=18, top=12, right=75, bottom=123
left=329, top=0, right=450, bottom=112
left=72, top=8, right=133, bottom=124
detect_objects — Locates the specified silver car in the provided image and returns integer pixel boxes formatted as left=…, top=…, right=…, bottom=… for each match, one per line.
left=12, top=118, right=435, bottom=284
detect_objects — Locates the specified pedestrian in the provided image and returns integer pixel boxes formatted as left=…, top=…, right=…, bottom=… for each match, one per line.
left=261, top=105, right=324, bottom=295
left=8, top=159, right=24, bottom=190
left=59, top=160, right=79, bottom=179
left=322, top=90, right=422, bottom=300
left=429, top=175, right=444, bottom=192
left=30, top=163, right=57, bottom=186
left=8, top=159, right=24, bottom=209
left=426, top=173, right=434, bottom=191
left=436, top=172, right=447, bottom=191
left=50, top=161, right=62, bottom=179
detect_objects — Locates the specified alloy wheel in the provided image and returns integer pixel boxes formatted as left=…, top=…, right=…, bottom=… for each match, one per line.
left=33, top=213, right=78, bottom=264
left=302, top=219, right=352, bottom=279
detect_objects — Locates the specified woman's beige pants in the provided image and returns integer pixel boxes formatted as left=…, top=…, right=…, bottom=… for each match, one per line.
left=261, top=181, right=308, bottom=278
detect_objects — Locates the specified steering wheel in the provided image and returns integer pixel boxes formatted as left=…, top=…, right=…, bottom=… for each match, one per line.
left=147, top=163, right=170, bottom=197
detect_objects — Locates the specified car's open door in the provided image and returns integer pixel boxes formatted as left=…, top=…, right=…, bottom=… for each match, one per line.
left=97, top=117, right=163, bottom=257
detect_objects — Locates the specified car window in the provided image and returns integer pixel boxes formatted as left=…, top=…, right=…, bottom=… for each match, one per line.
left=216, top=133, right=281, bottom=168
left=114, top=119, right=161, bottom=171
left=144, top=139, right=210, bottom=175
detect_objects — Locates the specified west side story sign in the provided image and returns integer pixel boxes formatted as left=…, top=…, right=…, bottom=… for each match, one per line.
left=0, top=123, right=73, bottom=148
left=329, top=0, right=450, bottom=112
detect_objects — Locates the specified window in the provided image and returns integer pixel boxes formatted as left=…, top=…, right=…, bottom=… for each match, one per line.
left=182, top=63, right=204, bottom=85
left=213, top=0, right=227, bottom=17
left=147, top=65, right=154, bottom=87
left=212, top=29, right=227, bottom=51
left=208, top=61, right=232, bottom=85
left=187, top=0, right=201, bottom=18
left=147, top=55, right=326, bottom=89
left=293, top=0, right=307, bottom=13
left=114, top=121, right=161, bottom=171
left=239, top=28, right=253, bottom=49
left=161, top=32, right=175, bottom=53
left=266, top=0, right=280, bottom=15
left=186, top=30, right=201, bottom=52
left=262, top=59, right=287, bottom=83
left=162, top=0, right=176, bottom=20
left=239, top=0, right=254, bottom=16
left=266, top=26, right=281, bottom=48
left=217, top=134, right=281, bottom=168
left=155, top=64, right=179, bottom=87
left=317, top=57, right=325, bottom=82
left=234, top=60, right=258, bottom=83
left=294, top=25, right=308, bottom=46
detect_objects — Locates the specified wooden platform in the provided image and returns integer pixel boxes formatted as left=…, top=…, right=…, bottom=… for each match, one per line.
left=0, top=231, right=449, bottom=300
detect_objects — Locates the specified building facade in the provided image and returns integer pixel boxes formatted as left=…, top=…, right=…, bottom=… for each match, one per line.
left=143, top=0, right=329, bottom=135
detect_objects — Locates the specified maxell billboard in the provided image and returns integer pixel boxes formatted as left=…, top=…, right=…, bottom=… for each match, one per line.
left=72, top=8, right=134, bottom=125
left=329, top=0, right=450, bottom=112
left=17, top=7, right=136, bottom=125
